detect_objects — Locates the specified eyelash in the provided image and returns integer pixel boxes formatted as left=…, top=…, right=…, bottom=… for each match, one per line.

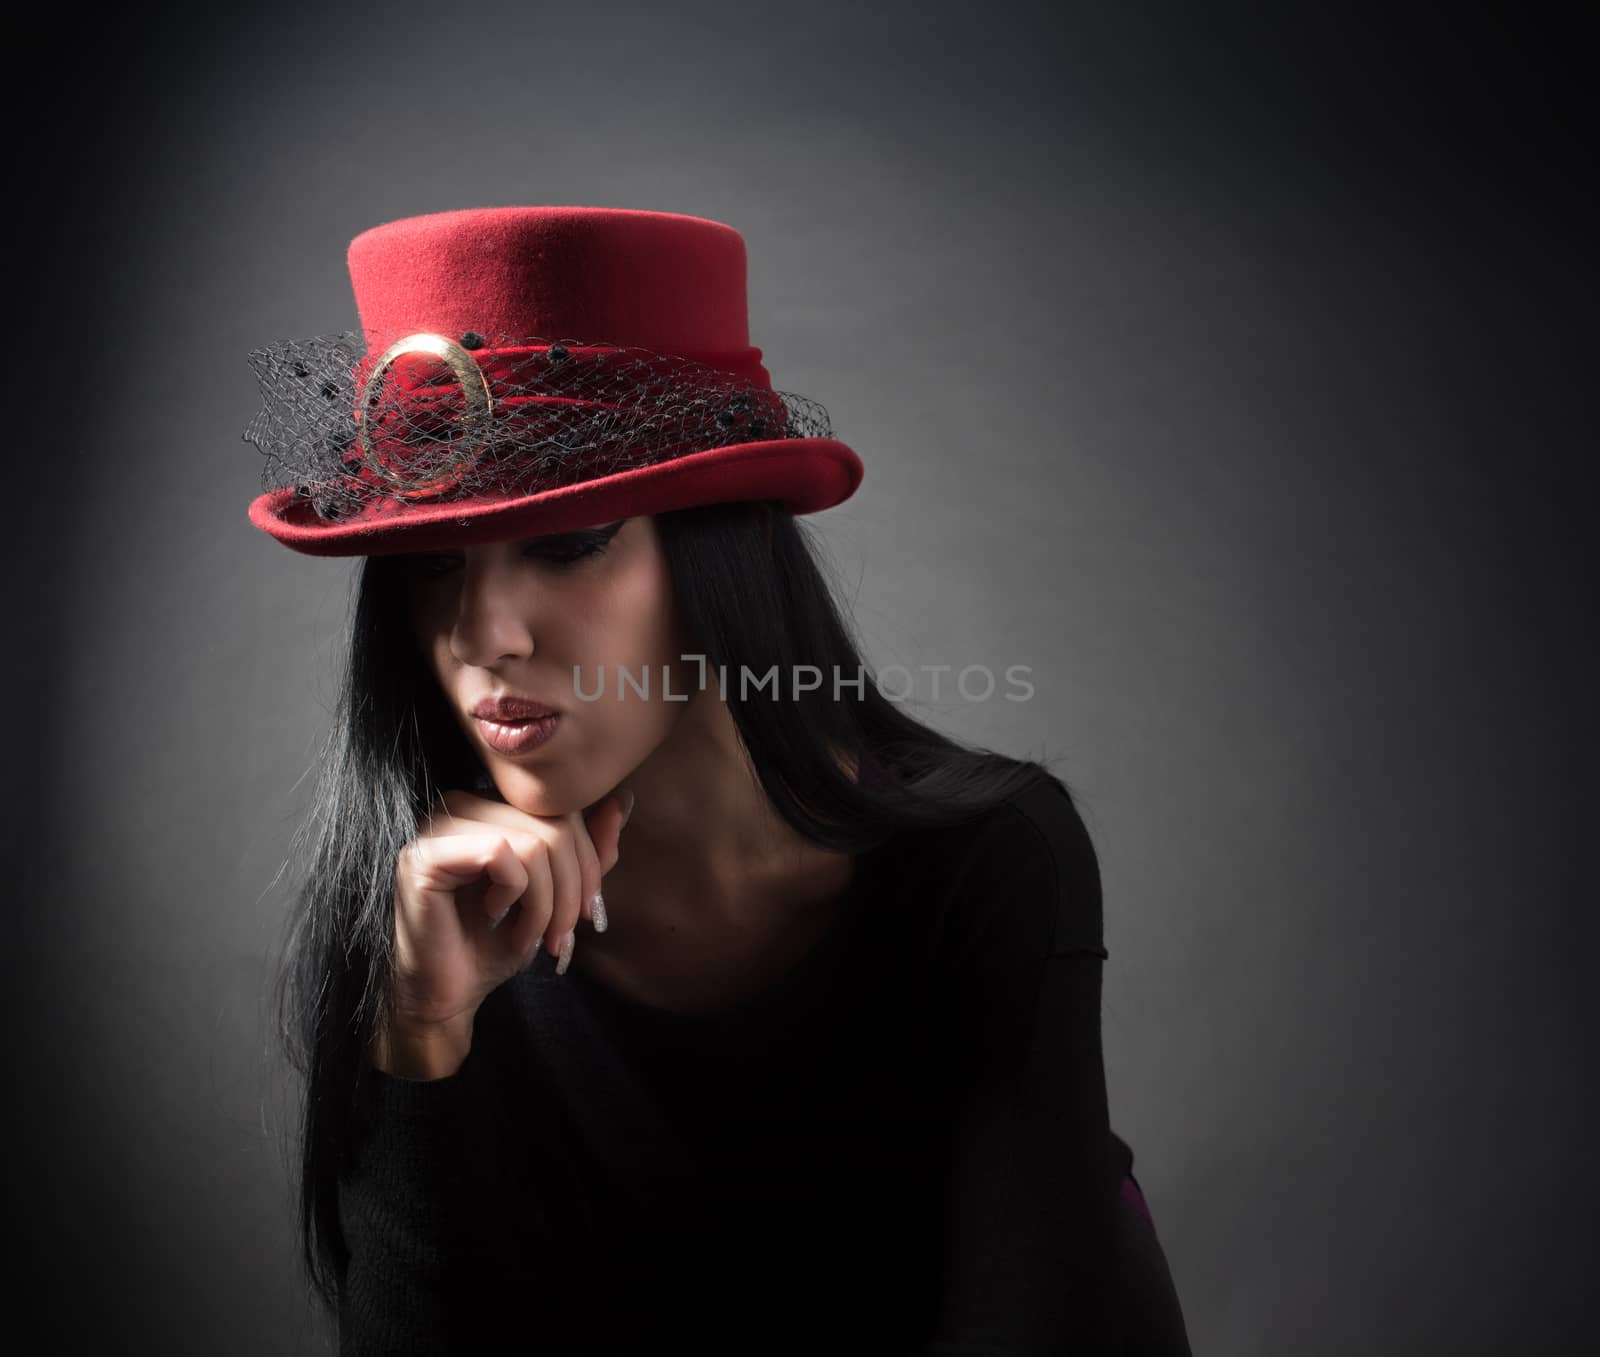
left=406, top=534, right=613, bottom=580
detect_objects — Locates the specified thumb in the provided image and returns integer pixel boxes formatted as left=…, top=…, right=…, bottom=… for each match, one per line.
left=586, top=785, right=635, bottom=872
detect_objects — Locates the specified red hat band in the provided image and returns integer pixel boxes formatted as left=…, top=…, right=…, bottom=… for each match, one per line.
left=351, top=332, right=792, bottom=502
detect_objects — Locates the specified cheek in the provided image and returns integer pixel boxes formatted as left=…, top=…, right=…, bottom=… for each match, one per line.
left=408, top=597, right=450, bottom=664
left=414, top=623, right=451, bottom=682
left=570, top=566, right=689, bottom=734
left=590, top=559, right=682, bottom=667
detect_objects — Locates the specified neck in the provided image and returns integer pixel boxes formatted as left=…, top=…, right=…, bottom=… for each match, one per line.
left=619, top=689, right=797, bottom=887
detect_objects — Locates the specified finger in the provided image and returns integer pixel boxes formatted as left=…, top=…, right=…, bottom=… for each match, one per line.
left=582, top=786, right=633, bottom=875
left=430, top=794, right=567, bottom=926
left=542, top=829, right=584, bottom=956
left=446, top=787, right=610, bottom=934
left=402, top=833, right=529, bottom=935
left=566, top=807, right=604, bottom=933
left=437, top=792, right=579, bottom=882
left=537, top=832, right=588, bottom=960
left=443, top=787, right=627, bottom=878
left=479, top=836, right=536, bottom=929
left=437, top=786, right=622, bottom=946
left=504, top=836, right=554, bottom=964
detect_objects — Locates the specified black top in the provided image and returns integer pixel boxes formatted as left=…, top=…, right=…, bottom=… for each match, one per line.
left=336, top=776, right=1180, bottom=1355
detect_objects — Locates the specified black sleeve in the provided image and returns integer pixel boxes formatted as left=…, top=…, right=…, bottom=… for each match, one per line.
left=914, top=781, right=1122, bottom=1356
left=336, top=1039, right=523, bottom=1357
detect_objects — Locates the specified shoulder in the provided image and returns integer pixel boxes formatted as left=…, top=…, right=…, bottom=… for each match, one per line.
left=894, top=775, right=1108, bottom=1089
left=916, top=774, right=1105, bottom=963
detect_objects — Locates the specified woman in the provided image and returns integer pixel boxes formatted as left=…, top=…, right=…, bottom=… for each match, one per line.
left=248, top=206, right=1192, bottom=1355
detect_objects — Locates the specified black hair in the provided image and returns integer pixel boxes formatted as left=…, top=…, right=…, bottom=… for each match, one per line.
left=267, top=498, right=1080, bottom=1324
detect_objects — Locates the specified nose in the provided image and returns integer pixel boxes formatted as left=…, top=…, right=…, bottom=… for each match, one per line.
left=447, top=557, right=537, bottom=667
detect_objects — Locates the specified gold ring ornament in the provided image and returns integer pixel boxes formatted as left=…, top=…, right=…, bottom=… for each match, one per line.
left=356, top=332, right=494, bottom=498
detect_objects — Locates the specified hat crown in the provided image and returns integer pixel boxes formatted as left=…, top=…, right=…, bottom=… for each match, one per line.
left=347, top=205, right=762, bottom=376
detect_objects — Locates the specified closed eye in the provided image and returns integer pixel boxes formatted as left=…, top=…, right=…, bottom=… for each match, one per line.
left=401, top=520, right=624, bottom=579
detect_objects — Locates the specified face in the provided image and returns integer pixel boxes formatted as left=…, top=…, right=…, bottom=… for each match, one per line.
left=401, top=516, right=693, bottom=814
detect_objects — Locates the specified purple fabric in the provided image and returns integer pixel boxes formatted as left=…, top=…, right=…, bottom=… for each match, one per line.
left=1120, top=1173, right=1154, bottom=1229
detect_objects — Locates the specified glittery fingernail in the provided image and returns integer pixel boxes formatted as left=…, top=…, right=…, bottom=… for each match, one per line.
left=592, top=891, right=608, bottom=932
left=555, top=930, right=576, bottom=976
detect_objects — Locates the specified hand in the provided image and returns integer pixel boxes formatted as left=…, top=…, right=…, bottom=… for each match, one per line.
left=372, top=784, right=634, bottom=1076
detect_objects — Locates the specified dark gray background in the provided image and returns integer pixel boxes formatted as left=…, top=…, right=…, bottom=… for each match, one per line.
left=10, top=3, right=1593, bottom=1353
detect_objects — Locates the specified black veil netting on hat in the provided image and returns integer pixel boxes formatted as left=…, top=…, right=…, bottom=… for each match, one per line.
left=242, top=329, right=836, bottom=524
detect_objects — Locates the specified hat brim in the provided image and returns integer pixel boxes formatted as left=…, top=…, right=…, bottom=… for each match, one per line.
left=247, top=436, right=863, bottom=557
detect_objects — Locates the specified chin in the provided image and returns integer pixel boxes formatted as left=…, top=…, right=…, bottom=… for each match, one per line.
left=485, top=765, right=584, bottom=817
left=504, top=793, right=575, bottom=821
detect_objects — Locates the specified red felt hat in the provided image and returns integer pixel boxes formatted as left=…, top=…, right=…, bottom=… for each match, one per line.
left=243, top=206, right=864, bottom=556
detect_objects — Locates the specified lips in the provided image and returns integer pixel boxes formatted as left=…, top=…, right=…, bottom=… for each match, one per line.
left=476, top=713, right=558, bottom=755
left=471, top=694, right=560, bottom=721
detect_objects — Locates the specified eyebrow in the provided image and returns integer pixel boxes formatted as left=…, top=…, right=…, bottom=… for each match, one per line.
left=398, top=520, right=627, bottom=564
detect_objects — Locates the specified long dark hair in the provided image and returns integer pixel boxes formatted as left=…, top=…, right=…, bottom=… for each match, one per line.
left=268, top=498, right=1080, bottom=1323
